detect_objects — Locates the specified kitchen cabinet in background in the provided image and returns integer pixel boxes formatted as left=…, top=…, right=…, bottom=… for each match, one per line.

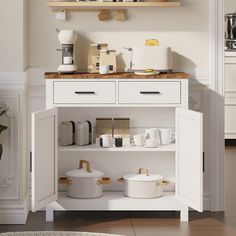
left=225, top=52, right=236, bottom=139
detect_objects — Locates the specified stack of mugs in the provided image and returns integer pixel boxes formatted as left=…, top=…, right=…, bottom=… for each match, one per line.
left=133, top=128, right=174, bottom=148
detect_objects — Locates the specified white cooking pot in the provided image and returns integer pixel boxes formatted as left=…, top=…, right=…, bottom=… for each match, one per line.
left=118, top=168, right=168, bottom=199
left=59, top=160, right=111, bottom=199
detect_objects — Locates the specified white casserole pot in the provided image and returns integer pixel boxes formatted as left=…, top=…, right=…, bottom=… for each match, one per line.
left=59, top=160, right=111, bottom=199
left=119, top=168, right=168, bottom=199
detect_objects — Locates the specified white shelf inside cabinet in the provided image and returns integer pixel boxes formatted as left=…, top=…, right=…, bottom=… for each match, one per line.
left=59, top=144, right=175, bottom=152
left=57, top=191, right=184, bottom=211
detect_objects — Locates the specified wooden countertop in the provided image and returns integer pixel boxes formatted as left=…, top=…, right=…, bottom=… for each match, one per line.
left=44, top=72, right=190, bottom=79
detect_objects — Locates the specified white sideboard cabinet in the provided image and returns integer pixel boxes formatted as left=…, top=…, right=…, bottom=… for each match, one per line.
left=31, top=73, right=203, bottom=222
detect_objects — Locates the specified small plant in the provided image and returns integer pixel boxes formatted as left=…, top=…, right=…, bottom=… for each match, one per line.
left=0, top=104, right=9, bottom=160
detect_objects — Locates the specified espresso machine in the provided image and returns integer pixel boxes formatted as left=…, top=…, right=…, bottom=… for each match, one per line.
left=225, top=13, right=236, bottom=50
left=57, top=30, right=78, bottom=73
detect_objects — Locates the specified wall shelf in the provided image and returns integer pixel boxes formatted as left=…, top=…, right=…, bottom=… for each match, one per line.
left=48, top=1, right=182, bottom=10
left=48, top=1, right=181, bottom=21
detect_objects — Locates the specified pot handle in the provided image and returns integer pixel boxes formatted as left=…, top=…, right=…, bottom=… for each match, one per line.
left=117, top=178, right=124, bottom=183
left=79, top=160, right=92, bottom=173
left=157, top=180, right=171, bottom=186
left=138, top=168, right=149, bottom=176
left=97, top=177, right=111, bottom=185
left=58, top=177, right=72, bottom=185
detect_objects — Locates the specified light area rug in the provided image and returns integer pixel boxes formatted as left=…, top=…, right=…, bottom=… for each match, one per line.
left=0, top=232, right=124, bottom=236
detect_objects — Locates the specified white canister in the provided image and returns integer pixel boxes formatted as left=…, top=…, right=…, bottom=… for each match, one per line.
left=75, top=121, right=92, bottom=146
left=59, top=121, right=75, bottom=146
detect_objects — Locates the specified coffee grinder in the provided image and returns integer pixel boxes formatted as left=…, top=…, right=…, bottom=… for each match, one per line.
left=57, top=30, right=78, bottom=73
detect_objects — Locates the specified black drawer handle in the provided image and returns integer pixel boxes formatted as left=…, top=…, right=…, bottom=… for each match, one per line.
left=140, top=91, right=161, bottom=95
left=75, top=91, right=96, bottom=95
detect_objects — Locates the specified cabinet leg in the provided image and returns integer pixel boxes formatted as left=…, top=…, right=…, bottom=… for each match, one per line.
left=46, top=205, right=54, bottom=222
left=180, top=207, right=189, bottom=222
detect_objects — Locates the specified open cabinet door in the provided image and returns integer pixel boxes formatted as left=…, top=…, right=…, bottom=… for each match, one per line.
left=32, top=108, right=58, bottom=212
left=176, top=108, right=203, bottom=212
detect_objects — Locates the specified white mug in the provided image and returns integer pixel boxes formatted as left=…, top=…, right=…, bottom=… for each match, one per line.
left=145, top=128, right=159, bottom=140
left=145, top=138, right=160, bottom=148
left=133, top=134, right=145, bottom=146
left=122, top=137, right=131, bottom=147
left=159, top=128, right=174, bottom=145
left=99, top=65, right=109, bottom=75
left=100, top=135, right=112, bottom=148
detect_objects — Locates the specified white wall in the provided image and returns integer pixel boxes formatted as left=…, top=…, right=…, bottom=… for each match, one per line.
left=28, top=0, right=210, bottom=77
left=0, top=0, right=27, bottom=72
left=225, top=0, right=236, bottom=13
left=0, top=1, right=29, bottom=224
left=23, top=0, right=28, bottom=71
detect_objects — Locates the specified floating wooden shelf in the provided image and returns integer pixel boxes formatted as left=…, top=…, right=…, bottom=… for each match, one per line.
left=48, top=1, right=182, bottom=10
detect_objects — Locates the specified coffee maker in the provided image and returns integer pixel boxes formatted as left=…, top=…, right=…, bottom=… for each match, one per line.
left=225, top=13, right=236, bottom=50
left=57, top=30, right=78, bottom=73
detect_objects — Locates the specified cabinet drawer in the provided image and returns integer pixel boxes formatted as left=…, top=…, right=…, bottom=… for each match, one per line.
left=53, top=81, right=116, bottom=104
left=118, top=81, right=181, bottom=104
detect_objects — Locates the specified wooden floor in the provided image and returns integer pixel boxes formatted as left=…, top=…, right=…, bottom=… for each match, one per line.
left=225, top=147, right=236, bottom=218
left=0, top=211, right=235, bottom=236
left=0, top=148, right=236, bottom=236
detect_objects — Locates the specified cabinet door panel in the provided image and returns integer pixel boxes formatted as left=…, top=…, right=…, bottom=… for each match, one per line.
left=32, top=108, right=58, bottom=212
left=176, top=108, right=203, bottom=212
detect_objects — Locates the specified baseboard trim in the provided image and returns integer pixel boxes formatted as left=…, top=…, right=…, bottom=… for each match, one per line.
left=225, top=139, right=236, bottom=146
left=0, top=195, right=29, bottom=224
left=203, top=194, right=211, bottom=211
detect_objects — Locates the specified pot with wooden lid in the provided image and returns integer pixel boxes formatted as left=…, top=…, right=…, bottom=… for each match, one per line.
left=59, top=160, right=111, bottom=199
left=118, top=168, right=169, bottom=199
